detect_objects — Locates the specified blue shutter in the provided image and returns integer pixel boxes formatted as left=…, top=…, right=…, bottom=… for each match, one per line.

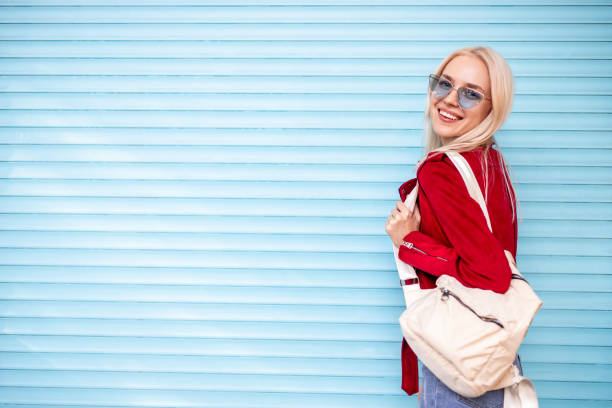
left=0, top=1, right=610, bottom=407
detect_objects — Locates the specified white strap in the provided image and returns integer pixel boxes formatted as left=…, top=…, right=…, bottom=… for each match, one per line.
left=407, top=153, right=538, bottom=407
left=402, top=180, right=419, bottom=212
left=504, top=375, right=540, bottom=408
left=445, top=151, right=493, bottom=234
left=394, top=182, right=420, bottom=289
left=448, top=152, right=540, bottom=407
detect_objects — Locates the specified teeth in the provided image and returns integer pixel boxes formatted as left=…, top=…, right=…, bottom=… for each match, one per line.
left=440, top=110, right=458, bottom=120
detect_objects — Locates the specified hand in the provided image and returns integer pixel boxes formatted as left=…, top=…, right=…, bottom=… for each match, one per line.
left=385, top=201, right=421, bottom=248
left=418, top=384, right=421, bottom=402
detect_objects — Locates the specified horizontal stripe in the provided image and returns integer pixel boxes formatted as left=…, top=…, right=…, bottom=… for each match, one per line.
left=0, top=388, right=608, bottom=408
left=0, top=370, right=609, bottom=399
left=1, top=41, right=612, bottom=59
left=0, top=232, right=610, bottom=256
left=0, top=163, right=611, bottom=185
left=1, top=6, right=611, bottom=23
left=4, top=0, right=612, bottom=5
left=1, top=111, right=611, bottom=130
left=0, top=198, right=609, bottom=221
left=0, top=92, right=609, bottom=113
left=0, top=283, right=610, bottom=309
left=2, top=249, right=608, bottom=274
left=0, top=215, right=610, bottom=238
left=0, top=128, right=610, bottom=148
left=0, top=301, right=609, bottom=328
left=0, top=181, right=609, bottom=202
left=1, top=23, right=612, bottom=41
left=0, top=335, right=608, bottom=364
left=1, top=263, right=611, bottom=286
left=0, top=146, right=610, bottom=165
left=1, top=76, right=611, bottom=95
left=0, top=317, right=610, bottom=344
left=0, top=58, right=611, bottom=76
left=0, top=352, right=609, bottom=382
left=3, top=0, right=612, bottom=5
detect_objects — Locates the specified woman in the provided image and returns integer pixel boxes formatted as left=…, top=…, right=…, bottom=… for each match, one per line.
left=385, top=46, right=524, bottom=407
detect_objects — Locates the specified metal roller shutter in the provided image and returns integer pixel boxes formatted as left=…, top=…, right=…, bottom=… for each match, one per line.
left=0, top=1, right=610, bottom=407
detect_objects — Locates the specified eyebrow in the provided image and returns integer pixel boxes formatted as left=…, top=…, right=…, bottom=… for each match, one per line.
left=440, top=74, right=486, bottom=93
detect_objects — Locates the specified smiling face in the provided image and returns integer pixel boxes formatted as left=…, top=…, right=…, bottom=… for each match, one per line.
left=429, top=55, right=492, bottom=143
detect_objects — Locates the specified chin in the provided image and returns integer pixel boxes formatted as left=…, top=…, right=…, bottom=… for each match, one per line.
left=431, top=118, right=459, bottom=139
left=433, top=126, right=460, bottom=140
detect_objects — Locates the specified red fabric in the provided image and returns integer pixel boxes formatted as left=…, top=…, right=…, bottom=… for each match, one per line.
left=396, top=145, right=518, bottom=396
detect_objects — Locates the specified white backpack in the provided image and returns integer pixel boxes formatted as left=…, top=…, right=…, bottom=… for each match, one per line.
left=393, top=151, right=543, bottom=407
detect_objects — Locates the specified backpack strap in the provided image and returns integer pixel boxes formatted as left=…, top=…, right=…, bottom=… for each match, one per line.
left=448, top=152, right=540, bottom=407
left=503, top=367, right=540, bottom=408
left=445, top=151, right=493, bottom=234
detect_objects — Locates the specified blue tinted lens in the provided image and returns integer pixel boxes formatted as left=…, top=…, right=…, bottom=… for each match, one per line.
left=458, top=88, right=483, bottom=109
left=429, top=75, right=451, bottom=98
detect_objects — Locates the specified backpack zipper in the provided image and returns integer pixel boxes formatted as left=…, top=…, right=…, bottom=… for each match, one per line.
left=402, top=241, right=448, bottom=261
left=440, top=287, right=505, bottom=329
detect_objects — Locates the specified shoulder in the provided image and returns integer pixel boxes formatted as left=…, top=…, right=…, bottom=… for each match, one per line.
left=417, top=146, right=499, bottom=178
left=415, top=147, right=476, bottom=176
left=415, top=153, right=458, bottom=189
left=416, top=146, right=501, bottom=188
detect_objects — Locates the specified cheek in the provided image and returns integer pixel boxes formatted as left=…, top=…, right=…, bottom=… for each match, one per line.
left=464, top=105, right=490, bottom=127
left=474, top=103, right=492, bottom=122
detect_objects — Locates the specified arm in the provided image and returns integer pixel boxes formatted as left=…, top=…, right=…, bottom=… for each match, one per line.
left=397, top=158, right=512, bottom=294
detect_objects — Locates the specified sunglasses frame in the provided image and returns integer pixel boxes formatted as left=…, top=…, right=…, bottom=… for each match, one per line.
left=428, top=73, right=491, bottom=110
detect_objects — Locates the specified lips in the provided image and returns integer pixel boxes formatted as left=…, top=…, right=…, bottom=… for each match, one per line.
left=438, top=108, right=463, bottom=122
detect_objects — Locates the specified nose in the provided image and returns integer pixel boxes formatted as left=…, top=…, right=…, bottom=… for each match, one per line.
left=442, top=87, right=460, bottom=107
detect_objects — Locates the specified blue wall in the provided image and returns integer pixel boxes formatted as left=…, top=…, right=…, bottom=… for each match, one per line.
left=0, top=1, right=611, bottom=407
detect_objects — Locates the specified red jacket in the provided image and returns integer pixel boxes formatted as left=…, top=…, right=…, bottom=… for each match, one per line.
left=396, top=145, right=518, bottom=395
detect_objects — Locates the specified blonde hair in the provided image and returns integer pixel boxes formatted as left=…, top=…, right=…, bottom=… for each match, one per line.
left=419, top=46, right=521, bottom=224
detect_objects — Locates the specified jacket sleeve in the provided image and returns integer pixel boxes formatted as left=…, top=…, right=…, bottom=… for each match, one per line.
left=397, top=158, right=512, bottom=294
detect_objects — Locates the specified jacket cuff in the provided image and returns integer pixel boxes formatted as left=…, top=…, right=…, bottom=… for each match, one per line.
left=398, top=231, right=455, bottom=277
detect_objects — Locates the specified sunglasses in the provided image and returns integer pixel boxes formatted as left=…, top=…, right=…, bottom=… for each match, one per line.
left=428, top=74, right=491, bottom=110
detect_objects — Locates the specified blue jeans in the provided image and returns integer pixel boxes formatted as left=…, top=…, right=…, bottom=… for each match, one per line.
left=419, top=354, right=523, bottom=408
